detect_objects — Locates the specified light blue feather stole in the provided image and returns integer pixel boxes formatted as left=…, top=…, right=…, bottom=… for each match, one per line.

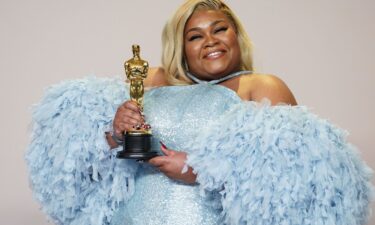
left=26, top=77, right=373, bottom=225
left=186, top=101, right=373, bottom=225
left=26, top=77, right=138, bottom=225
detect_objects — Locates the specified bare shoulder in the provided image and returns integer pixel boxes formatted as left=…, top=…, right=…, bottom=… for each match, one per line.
left=143, top=67, right=169, bottom=87
left=242, top=73, right=297, bottom=105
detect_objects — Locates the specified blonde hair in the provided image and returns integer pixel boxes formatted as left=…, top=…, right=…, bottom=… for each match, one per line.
left=161, top=0, right=254, bottom=85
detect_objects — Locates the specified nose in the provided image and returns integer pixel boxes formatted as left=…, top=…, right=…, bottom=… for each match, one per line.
left=204, top=35, right=219, bottom=48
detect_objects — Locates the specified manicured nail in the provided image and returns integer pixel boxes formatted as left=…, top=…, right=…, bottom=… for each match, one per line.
left=159, top=141, right=167, bottom=149
left=142, top=123, right=151, bottom=130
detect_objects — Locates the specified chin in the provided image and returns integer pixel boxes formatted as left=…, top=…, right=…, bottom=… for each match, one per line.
left=204, top=64, right=237, bottom=78
left=206, top=68, right=233, bottom=79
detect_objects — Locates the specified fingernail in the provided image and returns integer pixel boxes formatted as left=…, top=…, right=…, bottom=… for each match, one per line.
left=159, top=141, right=167, bottom=149
left=141, top=123, right=151, bottom=130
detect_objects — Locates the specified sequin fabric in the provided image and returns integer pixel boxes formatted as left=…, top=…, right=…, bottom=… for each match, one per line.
left=110, top=84, right=241, bottom=225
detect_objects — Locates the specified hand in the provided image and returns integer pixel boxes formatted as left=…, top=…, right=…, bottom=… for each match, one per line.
left=113, top=100, right=144, bottom=138
left=148, top=143, right=197, bottom=184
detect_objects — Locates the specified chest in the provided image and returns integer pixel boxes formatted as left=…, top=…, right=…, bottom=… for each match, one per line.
left=142, top=84, right=240, bottom=150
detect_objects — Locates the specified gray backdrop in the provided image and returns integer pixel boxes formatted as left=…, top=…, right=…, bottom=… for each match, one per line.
left=0, top=0, right=374, bottom=224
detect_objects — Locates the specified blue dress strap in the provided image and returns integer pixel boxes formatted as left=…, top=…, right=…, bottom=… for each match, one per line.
left=186, top=70, right=252, bottom=84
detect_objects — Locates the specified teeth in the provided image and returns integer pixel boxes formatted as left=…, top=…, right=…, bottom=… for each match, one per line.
left=207, top=51, right=222, bottom=57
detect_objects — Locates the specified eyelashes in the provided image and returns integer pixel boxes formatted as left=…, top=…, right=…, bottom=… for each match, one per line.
left=188, top=35, right=202, bottom=41
left=187, top=26, right=229, bottom=42
left=214, top=26, right=228, bottom=33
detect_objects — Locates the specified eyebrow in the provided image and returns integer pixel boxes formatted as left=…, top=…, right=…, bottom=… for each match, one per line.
left=185, top=19, right=226, bottom=34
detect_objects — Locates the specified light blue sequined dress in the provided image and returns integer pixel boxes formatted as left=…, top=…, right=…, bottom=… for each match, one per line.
left=111, top=84, right=241, bottom=225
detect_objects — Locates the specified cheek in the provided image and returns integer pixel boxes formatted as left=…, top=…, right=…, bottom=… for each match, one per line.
left=226, top=32, right=240, bottom=48
left=226, top=35, right=241, bottom=60
left=184, top=43, right=200, bottom=63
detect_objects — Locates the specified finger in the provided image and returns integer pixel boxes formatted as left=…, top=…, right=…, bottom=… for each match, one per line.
left=117, top=123, right=141, bottom=133
left=148, top=156, right=169, bottom=167
left=117, top=118, right=139, bottom=129
left=117, top=104, right=137, bottom=117
left=160, top=145, right=173, bottom=156
left=116, top=105, right=142, bottom=122
left=121, top=110, right=144, bottom=123
left=122, top=101, right=141, bottom=112
left=114, top=104, right=141, bottom=129
left=114, top=121, right=137, bottom=134
left=159, top=141, right=175, bottom=156
left=117, top=103, right=144, bottom=123
left=115, top=112, right=143, bottom=130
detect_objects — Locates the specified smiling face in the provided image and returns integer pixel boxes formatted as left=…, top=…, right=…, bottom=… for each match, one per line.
left=184, top=9, right=242, bottom=81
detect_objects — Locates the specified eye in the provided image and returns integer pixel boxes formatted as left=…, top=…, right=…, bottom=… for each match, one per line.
left=188, top=34, right=202, bottom=41
left=214, top=26, right=228, bottom=33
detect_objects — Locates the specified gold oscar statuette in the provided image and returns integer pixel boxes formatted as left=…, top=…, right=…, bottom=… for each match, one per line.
left=116, top=44, right=158, bottom=160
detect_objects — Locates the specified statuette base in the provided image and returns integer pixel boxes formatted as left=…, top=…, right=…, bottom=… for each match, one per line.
left=116, top=132, right=158, bottom=160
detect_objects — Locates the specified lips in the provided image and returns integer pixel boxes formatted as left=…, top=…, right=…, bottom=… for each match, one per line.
left=203, top=49, right=226, bottom=59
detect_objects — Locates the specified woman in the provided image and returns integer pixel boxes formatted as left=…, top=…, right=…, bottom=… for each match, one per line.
left=26, top=0, right=372, bottom=225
